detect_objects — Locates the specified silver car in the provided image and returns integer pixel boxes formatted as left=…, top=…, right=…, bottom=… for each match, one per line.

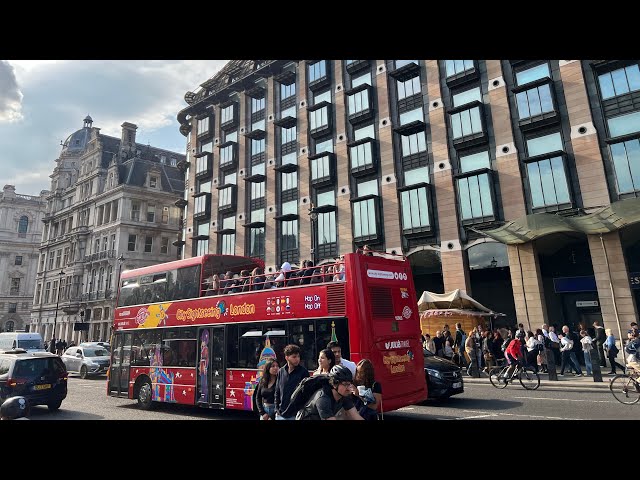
left=61, top=346, right=111, bottom=378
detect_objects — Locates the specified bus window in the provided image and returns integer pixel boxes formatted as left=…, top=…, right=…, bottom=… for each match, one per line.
left=118, top=278, right=140, bottom=307
left=288, top=320, right=316, bottom=371
left=132, top=330, right=161, bottom=366
left=226, top=324, right=239, bottom=368
left=162, top=327, right=197, bottom=367
left=175, top=265, right=201, bottom=300
left=264, top=326, right=286, bottom=367
left=315, top=318, right=350, bottom=359
left=238, top=327, right=263, bottom=368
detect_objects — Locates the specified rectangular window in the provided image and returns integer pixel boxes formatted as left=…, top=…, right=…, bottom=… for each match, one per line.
left=281, top=200, right=297, bottom=216
left=516, top=84, right=554, bottom=120
left=10, top=278, right=20, bottom=296
left=220, top=144, right=235, bottom=167
left=252, top=97, right=265, bottom=113
left=458, top=173, right=494, bottom=222
left=313, top=89, right=331, bottom=104
left=48, top=252, right=54, bottom=270
left=308, top=61, right=327, bottom=83
left=197, top=116, right=210, bottom=136
left=196, top=239, right=209, bottom=257
left=350, top=140, right=374, bottom=169
left=399, top=107, right=423, bottom=126
left=39, top=254, right=45, bottom=272
left=607, top=111, right=640, bottom=138
left=281, top=126, right=297, bottom=147
left=147, top=204, right=155, bottom=222
left=353, top=198, right=378, bottom=238
left=396, top=60, right=418, bottom=69
left=526, top=132, right=563, bottom=156
left=14, top=255, right=22, bottom=265
left=280, top=219, right=298, bottom=253
left=194, top=194, right=210, bottom=216
left=199, top=139, right=213, bottom=154
left=219, top=186, right=233, bottom=207
left=526, top=156, right=571, bottom=208
left=445, top=60, right=474, bottom=78
left=459, top=150, right=491, bottom=173
left=281, top=152, right=297, bottom=167
left=251, top=138, right=265, bottom=155
left=311, top=154, right=332, bottom=181
left=44, top=282, right=51, bottom=304
left=197, top=180, right=212, bottom=194
left=221, top=105, right=234, bottom=125
left=252, top=119, right=265, bottom=131
left=397, top=76, right=421, bottom=100
left=452, top=87, right=482, bottom=108
left=221, top=216, right=236, bottom=255
left=516, top=63, right=551, bottom=86
left=251, top=182, right=265, bottom=200
left=128, top=234, right=137, bottom=252
left=223, top=172, right=237, bottom=186
left=351, top=72, right=372, bottom=88
left=451, top=105, right=483, bottom=139
left=315, top=138, right=333, bottom=154
left=401, top=131, right=427, bottom=157
left=309, top=106, right=329, bottom=131
left=35, top=284, right=42, bottom=304
left=348, top=89, right=370, bottom=116
left=598, top=64, right=640, bottom=100
left=149, top=176, right=158, bottom=188
left=354, top=124, right=375, bottom=141
left=144, top=236, right=153, bottom=253
left=281, top=82, right=296, bottom=100
left=282, top=171, right=297, bottom=192
left=130, top=201, right=140, bottom=221
left=404, top=166, right=429, bottom=186
left=318, top=211, right=336, bottom=245
left=8, top=303, right=17, bottom=313
left=196, top=154, right=211, bottom=176
left=609, top=138, right=640, bottom=194
left=249, top=227, right=265, bottom=259
left=401, top=187, right=430, bottom=231
left=55, top=249, right=61, bottom=268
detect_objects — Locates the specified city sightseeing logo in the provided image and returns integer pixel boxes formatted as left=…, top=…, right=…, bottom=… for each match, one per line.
left=402, top=306, right=412, bottom=319
left=135, top=308, right=150, bottom=325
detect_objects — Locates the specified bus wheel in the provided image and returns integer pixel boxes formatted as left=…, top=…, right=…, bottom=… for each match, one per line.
left=137, top=379, right=154, bottom=410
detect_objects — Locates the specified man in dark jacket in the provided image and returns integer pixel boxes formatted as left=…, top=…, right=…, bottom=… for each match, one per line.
left=454, top=323, right=467, bottom=366
left=593, top=320, right=607, bottom=367
left=275, top=344, right=309, bottom=420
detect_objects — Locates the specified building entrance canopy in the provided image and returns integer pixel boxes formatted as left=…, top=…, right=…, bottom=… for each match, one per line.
left=474, top=197, right=640, bottom=244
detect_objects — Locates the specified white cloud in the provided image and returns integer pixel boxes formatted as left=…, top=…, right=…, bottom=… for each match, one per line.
left=1, top=60, right=227, bottom=195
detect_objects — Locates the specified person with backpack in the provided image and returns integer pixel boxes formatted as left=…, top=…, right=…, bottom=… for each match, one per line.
left=605, top=328, right=625, bottom=375
left=295, top=364, right=364, bottom=420
left=274, top=344, right=309, bottom=420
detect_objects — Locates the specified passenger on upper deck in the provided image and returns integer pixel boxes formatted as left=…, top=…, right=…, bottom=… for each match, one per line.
left=250, top=267, right=266, bottom=291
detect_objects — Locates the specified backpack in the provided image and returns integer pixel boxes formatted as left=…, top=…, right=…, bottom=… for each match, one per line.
left=281, top=374, right=330, bottom=418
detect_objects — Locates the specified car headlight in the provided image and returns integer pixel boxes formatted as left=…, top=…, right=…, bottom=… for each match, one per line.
left=426, top=368, right=442, bottom=379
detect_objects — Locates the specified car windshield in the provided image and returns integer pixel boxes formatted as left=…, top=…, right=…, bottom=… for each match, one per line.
left=84, top=348, right=109, bottom=357
left=19, top=340, right=43, bottom=350
left=14, top=358, right=49, bottom=378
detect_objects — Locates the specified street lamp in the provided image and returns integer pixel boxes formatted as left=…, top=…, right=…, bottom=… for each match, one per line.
left=53, top=270, right=65, bottom=342
left=308, top=203, right=318, bottom=265
left=116, top=254, right=125, bottom=291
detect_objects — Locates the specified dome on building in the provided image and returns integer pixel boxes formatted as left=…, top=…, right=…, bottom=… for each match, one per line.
left=61, top=117, right=92, bottom=154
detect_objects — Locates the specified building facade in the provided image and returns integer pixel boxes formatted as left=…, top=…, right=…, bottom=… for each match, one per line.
left=30, top=117, right=185, bottom=344
left=176, top=60, right=640, bottom=336
left=0, top=185, right=49, bottom=332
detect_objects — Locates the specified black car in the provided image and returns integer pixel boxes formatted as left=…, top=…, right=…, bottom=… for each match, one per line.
left=423, top=349, right=464, bottom=399
left=0, top=349, right=68, bottom=411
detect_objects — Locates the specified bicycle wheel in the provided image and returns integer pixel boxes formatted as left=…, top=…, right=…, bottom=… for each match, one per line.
left=489, top=368, right=508, bottom=389
left=519, top=367, right=540, bottom=390
left=609, top=375, right=640, bottom=405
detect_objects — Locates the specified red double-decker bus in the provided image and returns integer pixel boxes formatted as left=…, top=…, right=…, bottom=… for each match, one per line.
left=108, top=251, right=427, bottom=413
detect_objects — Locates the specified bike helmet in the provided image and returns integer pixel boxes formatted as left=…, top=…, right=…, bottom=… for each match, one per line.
left=329, top=364, right=353, bottom=383
left=0, top=396, right=29, bottom=420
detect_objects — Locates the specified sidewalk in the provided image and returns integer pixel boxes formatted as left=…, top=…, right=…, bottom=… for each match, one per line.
left=462, top=369, right=614, bottom=390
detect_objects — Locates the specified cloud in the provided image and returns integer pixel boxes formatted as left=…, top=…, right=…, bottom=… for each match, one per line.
left=1, top=60, right=227, bottom=195
left=0, top=61, right=23, bottom=122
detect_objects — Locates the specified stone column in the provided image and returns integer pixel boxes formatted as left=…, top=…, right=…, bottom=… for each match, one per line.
left=335, top=62, right=353, bottom=254
left=298, top=63, right=311, bottom=263
left=425, top=60, right=471, bottom=293
left=236, top=93, right=247, bottom=256
left=507, top=242, right=548, bottom=330
left=265, top=75, right=278, bottom=275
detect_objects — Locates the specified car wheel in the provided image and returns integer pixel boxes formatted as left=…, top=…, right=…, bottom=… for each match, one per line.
left=137, top=379, right=154, bottom=410
left=48, top=399, right=62, bottom=411
left=80, top=365, right=88, bottom=379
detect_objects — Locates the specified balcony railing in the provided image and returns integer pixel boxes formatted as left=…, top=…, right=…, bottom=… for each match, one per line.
left=83, top=250, right=116, bottom=263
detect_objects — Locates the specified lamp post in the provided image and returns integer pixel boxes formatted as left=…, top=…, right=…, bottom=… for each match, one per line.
left=116, top=254, right=125, bottom=292
left=308, top=203, right=318, bottom=265
left=53, top=270, right=65, bottom=342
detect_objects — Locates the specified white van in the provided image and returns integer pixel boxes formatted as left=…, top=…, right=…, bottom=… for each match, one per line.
left=0, top=332, right=45, bottom=352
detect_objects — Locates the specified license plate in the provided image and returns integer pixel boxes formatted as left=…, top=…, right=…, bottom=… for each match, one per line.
left=34, top=384, right=51, bottom=391
left=453, top=382, right=462, bottom=389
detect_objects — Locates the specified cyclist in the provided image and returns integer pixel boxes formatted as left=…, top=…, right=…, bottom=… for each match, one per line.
left=504, top=331, right=525, bottom=383
left=624, top=329, right=640, bottom=375
left=295, top=364, right=364, bottom=420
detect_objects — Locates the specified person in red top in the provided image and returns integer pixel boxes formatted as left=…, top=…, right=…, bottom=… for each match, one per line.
left=504, top=331, right=525, bottom=382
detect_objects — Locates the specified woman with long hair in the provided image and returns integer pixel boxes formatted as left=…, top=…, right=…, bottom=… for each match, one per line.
left=254, top=359, right=279, bottom=420
left=313, top=348, right=335, bottom=375
left=353, top=359, right=382, bottom=421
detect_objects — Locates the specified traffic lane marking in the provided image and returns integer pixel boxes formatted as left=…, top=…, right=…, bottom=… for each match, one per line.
left=512, top=396, right=617, bottom=404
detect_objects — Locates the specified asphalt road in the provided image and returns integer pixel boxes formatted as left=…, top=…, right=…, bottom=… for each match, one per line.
left=24, top=375, right=634, bottom=420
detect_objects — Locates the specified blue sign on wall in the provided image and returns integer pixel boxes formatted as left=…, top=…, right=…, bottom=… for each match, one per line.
left=553, top=276, right=597, bottom=293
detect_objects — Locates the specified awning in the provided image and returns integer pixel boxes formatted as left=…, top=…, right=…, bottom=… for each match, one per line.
left=473, top=197, right=640, bottom=245
left=417, top=289, right=495, bottom=313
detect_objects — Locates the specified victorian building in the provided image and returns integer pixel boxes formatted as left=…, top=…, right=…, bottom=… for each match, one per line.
left=176, top=60, right=640, bottom=335
left=0, top=185, right=48, bottom=332
left=30, top=116, right=185, bottom=344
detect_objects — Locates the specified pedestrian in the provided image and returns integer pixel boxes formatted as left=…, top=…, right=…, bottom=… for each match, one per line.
left=254, top=359, right=279, bottom=420
left=352, top=359, right=382, bottom=421
left=604, top=328, right=625, bottom=375
left=274, top=344, right=309, bottom=420
left=327, top=340, right=356, bottom=377
left=579, top=329, right=594, bottom=376
left=48, top=338, right=56, bottom=354
left=593, top=320, right=607, bottom=368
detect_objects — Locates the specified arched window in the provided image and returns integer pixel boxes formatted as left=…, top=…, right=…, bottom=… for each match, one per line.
left=18, top=216, right=28, bottom=236
left=5, top=321, right=14, bottom=332
left=466, top=242, right=509, bottom=270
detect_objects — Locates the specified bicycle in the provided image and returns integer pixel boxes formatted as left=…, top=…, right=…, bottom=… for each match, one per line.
left=609, top=369, right=640, bottom=405
left=489, top=361, right=540, bottom=390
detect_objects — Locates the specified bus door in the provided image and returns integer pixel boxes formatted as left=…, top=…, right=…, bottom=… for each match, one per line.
left=196, top=326, right=225, bottom=409
left=109, top=332, right=132, bottom=397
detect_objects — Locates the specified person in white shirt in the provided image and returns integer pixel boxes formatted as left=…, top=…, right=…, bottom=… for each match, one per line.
left=327, top=340, right=356, bottom=377
left=579, top=329, right=594, bottom=376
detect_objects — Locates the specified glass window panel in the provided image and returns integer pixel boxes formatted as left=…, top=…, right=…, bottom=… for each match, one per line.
left=608, top=111, right=640, bottom=137
left=527, top=162, right=544, bottom=208
left=459, top=151, right=490, bottom=173
left=200, top=140, right=213, bottom=154
left=527, top=88, right=542, bottom=117
left=396, top=60, right=418, bottom=68
left=550, top=156, right=570, bottom=204
left=516, top=91, right=531, bottom=119
left=454, top=60, right=465, bottom=74
left=313, top=89, right=331, bottom=104
left=516, top=63, right=550, bottom=85
left=315, top=138, right=333, bottom=154
left=526, top=132, right=563, bottom=156
left=252, top=119, right=265, bottom=131
left=458, top=178, right=472, bottom=220
left=451, top=113, right=463, bottom=139
left=358, top=179, right=378, bottom=197
left=251, top=182, right=265, bottom=200
left=610, top=140, right=640, bottom=194
left=197, top=222, right=209, bottom=236
left=223, top=216, right=235, bottom=230
left=625, top=139, right=640, bottom=193
left=252, top=163, right=265, bottom=176
left=224, top=172, right=236, bottom=185
left=539, top=84, right=554, bottom=113
left=225, top=131, right=238, bottom=143
left=352, top=72, right=372, bottom=88
left=469, top=107, right=482, bottom=133
left=354, top=124, right=375, bottom=141
left=626, top=65, right=640, bottom=92
left=611, top=68, right=629, bottom=97
left=478, top=173, right=493, bottom=217
left=281, top=152, right=297, bottom=166
left=598, top=72, right=616, bottom=100
left=404, top=166, right=429, bottom=186
left=452, top=87, right=481, bottom=108
left=282, top=200, right=297, bottom=216
left=282, top=171, right=297, bottom=191
left=460, top=109, right=472, bottom=135
left=316, top=190, right=335, bottom=207
left=281, top=105, right=296, bottom=118
left=400, top=108, right=423, bottom=126
left=537, top=159, right=555, bottom=205
left=251, top=209, right=265, bottom=223
left=445, top=60, right=455, bottom=77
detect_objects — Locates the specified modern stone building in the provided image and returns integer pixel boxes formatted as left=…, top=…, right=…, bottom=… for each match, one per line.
left=0, top=185, right=49, bottom=332
left=30, top=116, right=186, bottom=344
left=176, top=60, right=640, bottom=336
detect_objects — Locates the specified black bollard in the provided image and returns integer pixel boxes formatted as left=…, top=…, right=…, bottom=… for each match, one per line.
left=590, top=348, right=603, bottom=382
left=546, top=346, right=558, bottom=381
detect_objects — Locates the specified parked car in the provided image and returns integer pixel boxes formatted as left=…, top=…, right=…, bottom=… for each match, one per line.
left=0, top=348, right=68, bottom=411
left=423, top=349, right=464, bottom=400
left=61, top=345, right=111, bottom=378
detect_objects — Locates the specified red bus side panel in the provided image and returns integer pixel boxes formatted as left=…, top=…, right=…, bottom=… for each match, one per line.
left=129, top=367, right=196, bottom=405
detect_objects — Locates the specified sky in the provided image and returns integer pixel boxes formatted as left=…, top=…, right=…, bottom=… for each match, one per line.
left=0, top=60, right=228, bottom=196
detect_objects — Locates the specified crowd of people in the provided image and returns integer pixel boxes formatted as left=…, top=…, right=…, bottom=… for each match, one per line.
left=422, top=320, right=640, bottom=377
left=253, top=340, right=381, bottom=421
